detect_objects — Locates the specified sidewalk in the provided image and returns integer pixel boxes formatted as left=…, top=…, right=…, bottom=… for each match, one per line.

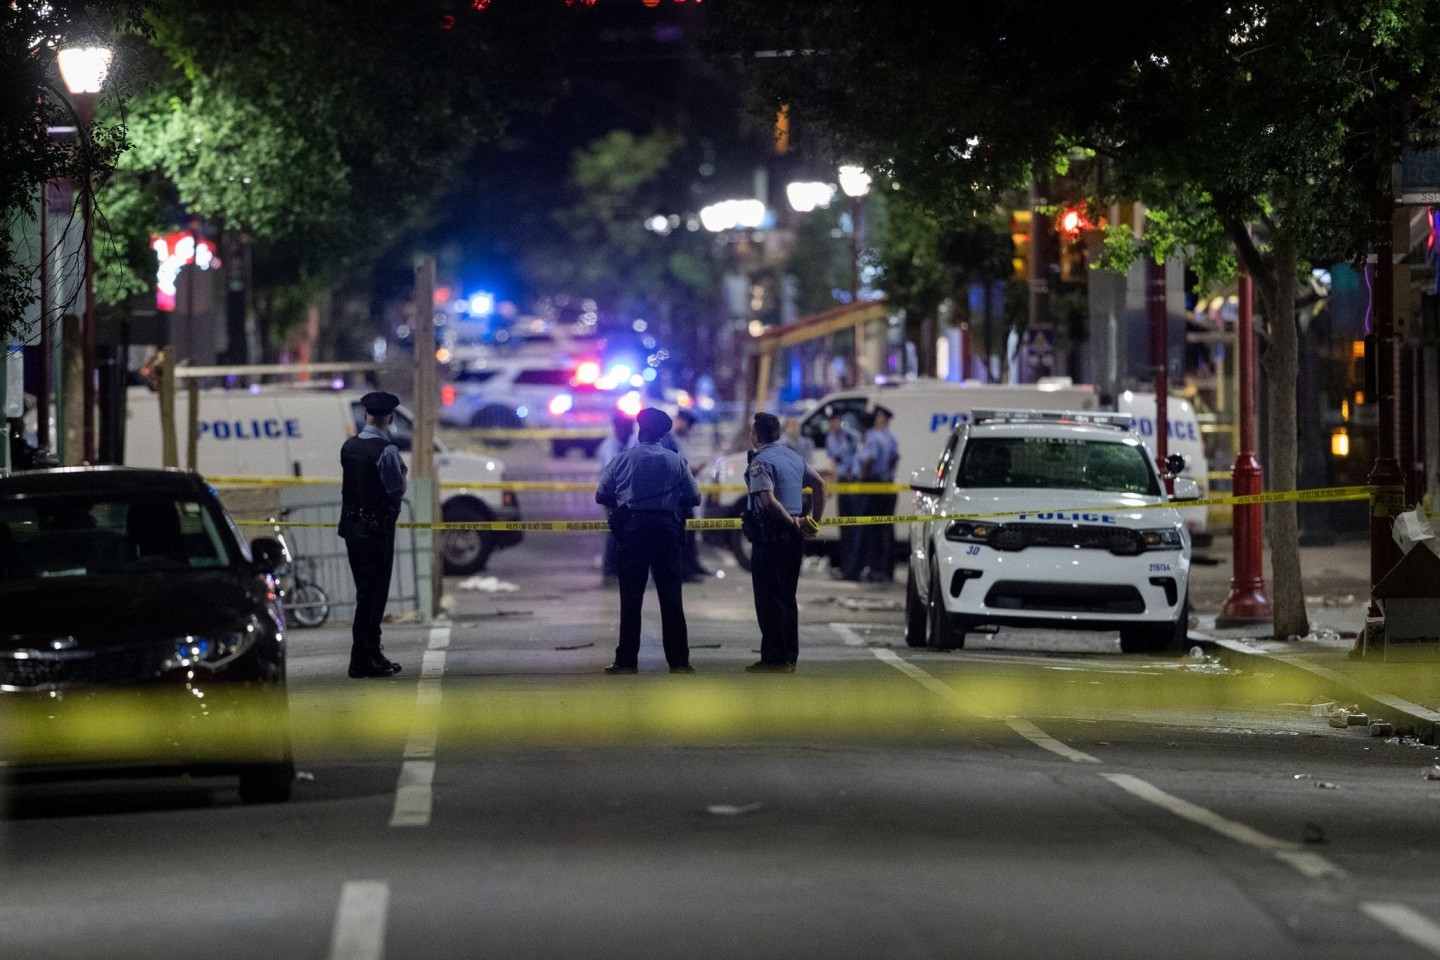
left=1189, top=532, right=1440, bottom=742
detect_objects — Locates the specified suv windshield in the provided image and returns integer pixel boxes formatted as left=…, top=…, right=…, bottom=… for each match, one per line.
left=957, top=437, right=1160, bottom=495
left=0, top=495, right=234, bottom=580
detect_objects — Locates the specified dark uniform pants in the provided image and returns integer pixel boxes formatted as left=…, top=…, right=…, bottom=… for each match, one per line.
left=837, top=488, right=864, bottom=578
left=863, top=492, right=898, bottom=579
left=614, top=512, right=690, bottom=668
left=345, top=526, right=396, bottom=666
left=752, top=526, right=804, bottom=664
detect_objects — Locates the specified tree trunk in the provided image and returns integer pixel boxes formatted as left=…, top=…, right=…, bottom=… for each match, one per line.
left=1251, top=228, right=1309, bottom=640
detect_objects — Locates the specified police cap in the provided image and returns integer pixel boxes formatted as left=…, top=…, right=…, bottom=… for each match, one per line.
left=360, top=391, right=401, bottom=416
left=636, top=407, right=673, bottom=436
left=873, top=404, right=894, bottom=419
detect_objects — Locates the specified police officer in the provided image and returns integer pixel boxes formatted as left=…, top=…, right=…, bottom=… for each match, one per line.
left=857, top=404, right=900, bottom=582
left=339, top=391, right=408, bottom=679
left=596, top=413, right=637, bottom=586
left=595, top=407, right=701, bottom=674
left=824, top=409, right=863, bottom=581
left=669, top=409, right=709, bottom=580
left=745, top=411, right=827, bottom=672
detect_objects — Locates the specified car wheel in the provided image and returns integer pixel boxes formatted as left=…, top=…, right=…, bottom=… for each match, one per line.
left=927, top=563, right=965, bottom=650
left=288, top=582, right=330, bottom=628
left=904, top=566, right=928, bottom=648
left=1119, top=595, right=1189, bottom=654
left=441, top=499, right=495, bottom=576
left=238, top=758, right=295, bottom=804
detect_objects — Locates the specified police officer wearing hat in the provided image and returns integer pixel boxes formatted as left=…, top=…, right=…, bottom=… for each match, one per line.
left=595, top=407, right=701, bottom=674
left=745, top=411, right=827, bottom=672
left=339, top=391, right=408, bottom=678
left=858, top=404, right=901, bottom=581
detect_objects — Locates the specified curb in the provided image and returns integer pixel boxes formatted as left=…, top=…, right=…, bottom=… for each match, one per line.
left=1197, top=635, right=1440, bottom=744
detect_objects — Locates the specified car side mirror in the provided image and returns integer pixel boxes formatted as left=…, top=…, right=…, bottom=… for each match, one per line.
left=909, top=468, right=943, bottom=496
left=1164, top=453, right=1186, bottom=478
left=250, top=536, right=286, bottom=573
left=1170, top=477, right=1201, bottom=502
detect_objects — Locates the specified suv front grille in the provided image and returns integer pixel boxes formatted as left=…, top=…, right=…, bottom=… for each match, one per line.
left=989, top=523, right=1144, bottom=556
left=984, top=581, right=1147, bottom=614
left=0, top=646, right=169, bottom=690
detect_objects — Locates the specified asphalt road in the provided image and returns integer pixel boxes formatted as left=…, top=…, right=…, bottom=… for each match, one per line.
left=4, top=447, right=1439, bottom=960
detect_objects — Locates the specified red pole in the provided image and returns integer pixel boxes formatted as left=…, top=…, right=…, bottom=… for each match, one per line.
left=1367, top=201, right=1405, bottom=618
left=1147, top=258, right=1169, bottom=476
left=1218, top=264, right=1273, bottom=627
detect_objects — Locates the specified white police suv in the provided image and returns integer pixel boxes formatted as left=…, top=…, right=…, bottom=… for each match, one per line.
left=904, top=409, right=1199, bottom=654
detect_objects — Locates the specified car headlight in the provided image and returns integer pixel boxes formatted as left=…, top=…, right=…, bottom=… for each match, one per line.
left=164, top=615, right=261, bottom=670
left=1139, top=526, right=1184, bottom=550
left=944, top=521, right=998, bottom=543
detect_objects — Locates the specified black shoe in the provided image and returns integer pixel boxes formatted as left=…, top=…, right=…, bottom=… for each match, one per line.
left=348, top=661, right=400, bottom=679
left=603, top=663, right=638, bottom=675
left=669, top=664, right=696, bottom=674
left=744, top=661, right=795, bottom=674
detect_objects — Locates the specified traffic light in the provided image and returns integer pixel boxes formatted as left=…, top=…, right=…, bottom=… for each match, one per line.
left=1010, top=211, right=1031, bottom=281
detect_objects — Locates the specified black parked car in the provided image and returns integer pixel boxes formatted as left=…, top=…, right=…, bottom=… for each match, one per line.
left=0, top=467, right=294, bottom=803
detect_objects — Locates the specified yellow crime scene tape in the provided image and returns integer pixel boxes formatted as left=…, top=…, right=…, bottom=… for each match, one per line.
left=207, top=475, right=901, bottom=495
left=0, top=670, right=1344, bottom=763
left=231, top=484, right=1394, bottom=533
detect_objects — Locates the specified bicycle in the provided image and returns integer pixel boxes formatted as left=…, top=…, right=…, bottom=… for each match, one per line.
left=269, top=511, right=332, bottom=629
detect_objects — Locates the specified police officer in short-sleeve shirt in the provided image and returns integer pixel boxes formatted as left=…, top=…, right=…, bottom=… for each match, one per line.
left=745, top=412, right=827, bottom=672
left=595, top=407, right=701, bottom=674
left=339, top=391, right=407, bottom=678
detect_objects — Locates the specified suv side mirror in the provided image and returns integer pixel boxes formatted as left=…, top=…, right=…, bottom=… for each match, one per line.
left=1170, top=477, right=1201, bottom=501
left=250, top=536, right=286, bottom=573
left=909, top=468, right=943, bottom=496
left=1164, top=453, right=1186, bottom=478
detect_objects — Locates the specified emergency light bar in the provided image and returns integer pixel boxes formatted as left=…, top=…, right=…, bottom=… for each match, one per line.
left=970, top=409, right=1134, bottom=429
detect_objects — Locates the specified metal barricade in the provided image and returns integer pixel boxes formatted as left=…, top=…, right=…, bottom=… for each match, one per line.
left=276, top=487, right=420, bottom=616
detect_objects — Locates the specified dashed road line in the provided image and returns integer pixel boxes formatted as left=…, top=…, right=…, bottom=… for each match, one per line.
left=389, top=626, right=450, bottom=828
left=1102, top=773, right=1346, bottom=880
left=328, top=881, right=389, bottom=960
left=1003, top=717, right=1100, bottom=764
left=1361, top=903, right=1440, bottom=956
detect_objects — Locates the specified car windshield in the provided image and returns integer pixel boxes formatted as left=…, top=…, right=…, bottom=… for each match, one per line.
left=0, top=494, right=234, bottom=580
left=956, top=437, right=1160, bottom=495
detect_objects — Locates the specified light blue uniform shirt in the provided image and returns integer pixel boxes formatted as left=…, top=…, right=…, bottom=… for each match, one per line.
left=597, top=441, right=700, bottom=515
left=860, top=426, right=900, bottom=482
left=825, top=427, right=861, bottom=480
left=747, top=442, right=819, bottom=515
left=359, top=424, right=407, bottom=504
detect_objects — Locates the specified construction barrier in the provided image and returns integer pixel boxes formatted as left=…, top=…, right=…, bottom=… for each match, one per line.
left=231, top=484, right=1396, bottom=533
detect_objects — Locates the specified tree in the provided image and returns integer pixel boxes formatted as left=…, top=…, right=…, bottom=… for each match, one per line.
left=710, top=0, right=1440, bottom=639
left=0, top=0, right=146, bottom=341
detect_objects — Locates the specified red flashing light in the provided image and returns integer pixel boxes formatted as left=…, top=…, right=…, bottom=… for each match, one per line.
left=441, top=384, right=456, bottom=407
left=440, top=13, right=455, bottom=29
left=574, top=359, right=602, bottom=385
left=471, top=0, right=491, bottom=8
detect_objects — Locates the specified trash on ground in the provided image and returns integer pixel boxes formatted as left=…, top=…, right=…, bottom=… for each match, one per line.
left=707, top=802, right=763, bottom=816
left=1292, top=774, right=1312, bottom=780
left=1425, top=766, right=1440, bottom=781
left=837, top=596, right=903, bottom=612
left=554, top=642, right=594, bottom=651
left=1368, top=720, right=1395, bottom=737
left=1310, top=701, right=1338, bottom=717
left=692, top=643, right=722, bottom=649
left=457, top=575, right=519, bottom=592
left=1314, top=781, right=1338, bottom=789
left=296, top=771, right=315, bottom=781
left=1188, top=646, right=1206, bottom=659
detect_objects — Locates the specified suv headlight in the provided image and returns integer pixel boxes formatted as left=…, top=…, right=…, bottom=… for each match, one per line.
left=163, top=615, right=261, bottom=671
left=944, top=521, right=998, bottom=543
left=1139, top=526, right=1184, bottom=551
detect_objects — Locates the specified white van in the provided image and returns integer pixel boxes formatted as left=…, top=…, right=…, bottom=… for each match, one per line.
left=1114, top=391, right=1209, bottom=537
left=124, top=385, right=522, bottom=575
left=703, top=379, right=1100, bottom=568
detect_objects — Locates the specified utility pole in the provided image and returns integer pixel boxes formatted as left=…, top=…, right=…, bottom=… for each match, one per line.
left=412, top=255, right=440, bottom=622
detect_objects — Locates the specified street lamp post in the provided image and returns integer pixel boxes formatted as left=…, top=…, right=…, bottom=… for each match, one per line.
left=57, top=44, right=112, bottom=465
left=838, top=165, right=871, bottom=386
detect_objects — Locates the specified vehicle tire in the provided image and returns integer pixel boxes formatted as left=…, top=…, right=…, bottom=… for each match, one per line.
left=726, top=501, right=753, bottom=572
left=1119, top=595, right=1189, bottom=654
left=287, top=582, right=331, bottom=628
left=441, top=498, right=496, bottom=576
left=904, top=566, right=928, bottom=648
left=238, top=758, right=295, bottom=804
left=927, top=563, right=965, bottom=650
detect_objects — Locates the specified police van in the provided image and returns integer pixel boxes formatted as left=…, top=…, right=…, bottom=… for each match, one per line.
left=124, top=385, right=522, bottom=575
left=1115, top=391, right=1209, bottom=538
left=703, top=380, right=1100, bottom=569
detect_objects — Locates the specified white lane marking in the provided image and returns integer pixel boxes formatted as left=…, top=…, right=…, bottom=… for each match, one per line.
left=390, top=627, right=450, bottom=825
left=1004, top=717, right=1101, bottom=764
left=830, top=623, right=865, bottom=647
left=1103, top=773, right=1346, bottom=880
left=329, top=881, right=389, bottom=960
left=1361, top=903, right=1440, bottom=956
left=389, top=760, right=435, bottom=828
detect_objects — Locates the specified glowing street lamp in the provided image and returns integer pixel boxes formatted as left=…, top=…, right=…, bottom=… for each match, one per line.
left=59, top=42, right=112, bottom=464
left=838, top=165, right=872, bottom=384
left=785, top=181, right=835, bottom=214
